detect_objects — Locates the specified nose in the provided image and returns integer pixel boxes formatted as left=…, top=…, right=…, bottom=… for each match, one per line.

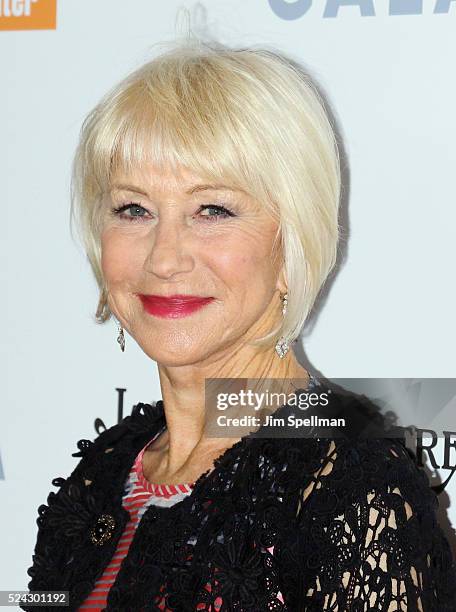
left=143, top=216, right=194, bottom=280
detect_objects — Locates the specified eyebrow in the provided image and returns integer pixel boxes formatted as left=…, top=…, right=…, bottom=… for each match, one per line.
left=110, top=183, right=238, bottom=196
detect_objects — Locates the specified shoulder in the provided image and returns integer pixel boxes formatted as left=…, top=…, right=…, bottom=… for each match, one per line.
left=70, top=400, right=165, bottom=462
left=34, top=401, right=165, bottom=527
left=281, top=376, right=439, bottom=512
left=319, top=436, right=433, bottom=499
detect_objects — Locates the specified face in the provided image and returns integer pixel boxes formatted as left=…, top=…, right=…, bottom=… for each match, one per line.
left=100, top=162, right=287, bottom=366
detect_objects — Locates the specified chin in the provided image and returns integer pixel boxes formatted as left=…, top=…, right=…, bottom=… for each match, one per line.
left=144, top=350, right=209, bottom=368
left=135, top=336, right=210, bottom=367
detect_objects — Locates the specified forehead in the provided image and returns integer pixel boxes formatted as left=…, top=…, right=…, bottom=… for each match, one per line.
left=109, top=163, right=261, bottom=208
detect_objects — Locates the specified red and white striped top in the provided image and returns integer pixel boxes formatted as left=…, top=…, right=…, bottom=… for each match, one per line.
left=77, top=427, right=195, bottom=611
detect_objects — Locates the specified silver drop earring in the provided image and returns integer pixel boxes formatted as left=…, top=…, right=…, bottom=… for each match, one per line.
left=116, top=320, right=125, bottom=352
left=275, top=292, right=289, bottom=359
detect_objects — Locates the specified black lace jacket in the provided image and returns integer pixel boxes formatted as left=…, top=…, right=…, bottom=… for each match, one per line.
left=23, top=381, right=456, bottom=611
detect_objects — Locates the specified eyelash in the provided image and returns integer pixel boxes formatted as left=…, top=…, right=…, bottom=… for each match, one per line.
left=110, top=202, right=235, bottom=223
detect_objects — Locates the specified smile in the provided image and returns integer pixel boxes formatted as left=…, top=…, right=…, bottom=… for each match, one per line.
left=136, top=294, right=215, bottom=319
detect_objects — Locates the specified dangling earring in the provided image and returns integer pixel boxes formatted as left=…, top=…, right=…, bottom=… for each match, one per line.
left=116, top=320, right=125, bottom=352
left=275, top=292, right=289, bottom=359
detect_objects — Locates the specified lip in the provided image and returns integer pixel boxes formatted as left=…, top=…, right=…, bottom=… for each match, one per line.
left=137, top=294, right=215, bottom=319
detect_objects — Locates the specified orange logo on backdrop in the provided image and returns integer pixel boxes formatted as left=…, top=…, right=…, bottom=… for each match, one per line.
left=0, top=0, right=56, bottom=30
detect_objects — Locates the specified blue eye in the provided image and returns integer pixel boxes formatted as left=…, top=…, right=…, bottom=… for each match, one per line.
left=198, top=204, right=235, bottom=220
left=111, top=203, right=235, bottom=223
left=111, top=203, right=148, bottom=221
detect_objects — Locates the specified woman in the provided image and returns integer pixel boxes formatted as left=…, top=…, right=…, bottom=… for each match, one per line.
left=23, top=39, right=456, bottom=611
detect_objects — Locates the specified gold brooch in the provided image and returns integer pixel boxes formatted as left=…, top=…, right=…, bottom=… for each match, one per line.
left=90, top=514, right=116, bottom=546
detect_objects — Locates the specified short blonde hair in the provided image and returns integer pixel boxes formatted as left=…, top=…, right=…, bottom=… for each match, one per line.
left=70, top=38, right=341, bottom=350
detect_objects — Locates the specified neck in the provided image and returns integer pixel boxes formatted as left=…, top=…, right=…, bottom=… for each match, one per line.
left=153, top=340, right=309, bottom=478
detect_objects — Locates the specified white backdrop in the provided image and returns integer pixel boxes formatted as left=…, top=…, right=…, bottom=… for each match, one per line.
left=2, top=0, right=456, bottom=598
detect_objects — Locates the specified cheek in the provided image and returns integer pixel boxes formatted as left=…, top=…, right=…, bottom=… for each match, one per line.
left=100, top=230, right=142, bottom=284
left=213, top=233, right=276, bottom=288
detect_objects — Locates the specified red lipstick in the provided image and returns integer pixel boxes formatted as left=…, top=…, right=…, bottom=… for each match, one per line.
left=137, top=294, right=214, bottom=318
